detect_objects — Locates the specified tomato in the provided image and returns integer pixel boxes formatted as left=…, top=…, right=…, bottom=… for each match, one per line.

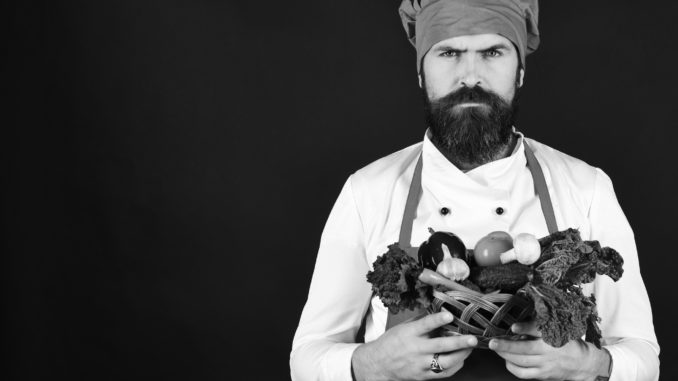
left=473, top=231, right=513, bottom=266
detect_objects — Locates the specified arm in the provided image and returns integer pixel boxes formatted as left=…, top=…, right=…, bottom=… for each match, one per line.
left=587, top=168, right=660, bottom=381
left=290, top=177, right=478, bottom=381
left=490, top=168, right=659, bottom=380
left=290, top=177, right=373, bottom=381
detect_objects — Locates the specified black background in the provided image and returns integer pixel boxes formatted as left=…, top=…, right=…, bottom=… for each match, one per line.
left=5, top=1, right=677, bottom=380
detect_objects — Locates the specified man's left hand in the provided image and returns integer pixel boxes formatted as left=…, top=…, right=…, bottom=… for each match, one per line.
left=489, top=321, right=610, bottom=380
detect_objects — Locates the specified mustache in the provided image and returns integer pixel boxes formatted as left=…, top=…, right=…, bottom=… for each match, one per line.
left=433, top=86, right=508, bottom=110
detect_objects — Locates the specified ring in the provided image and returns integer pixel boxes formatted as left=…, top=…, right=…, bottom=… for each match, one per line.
left=430, top=353, right=444, bottom=373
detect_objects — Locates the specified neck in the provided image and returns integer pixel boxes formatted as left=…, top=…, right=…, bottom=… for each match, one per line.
left=433, top=133, right=518, bottom=172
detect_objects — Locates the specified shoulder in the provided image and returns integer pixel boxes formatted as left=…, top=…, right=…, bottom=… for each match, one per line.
left=524, top=137, right=600, bottom=184
left=350, top=141, right=422, bottom=190
left=343, top=142, right=421, bottom=236
left=524, top=137, right=614, bottom=220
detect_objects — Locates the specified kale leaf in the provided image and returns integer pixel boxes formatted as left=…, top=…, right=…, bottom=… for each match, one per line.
left=524, top=228, right=624, bottom=348
left=596, top=247, right=624, bottom=282
left=534, top=248, right=580, bottom=285
left=366, top=244, right=431, bottom=314
left=521, top=283, right=598, bottom=348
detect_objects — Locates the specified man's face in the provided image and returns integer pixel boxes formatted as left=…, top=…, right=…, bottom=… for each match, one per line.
left=420, top=33, right=523, bottom=165
left=421, top=33, right=522, bottom=104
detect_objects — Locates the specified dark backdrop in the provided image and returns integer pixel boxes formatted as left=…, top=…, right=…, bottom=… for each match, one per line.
left=5, top=1, right=677, bottom=380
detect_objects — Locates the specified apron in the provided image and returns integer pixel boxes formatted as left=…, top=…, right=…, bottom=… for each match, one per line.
left=385, top=141, right=558, bottom=380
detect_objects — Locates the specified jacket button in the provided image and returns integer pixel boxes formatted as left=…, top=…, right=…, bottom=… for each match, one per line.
left=495, top=207, right=505, bottom=215
left=440, top=207, right=450, bottom=216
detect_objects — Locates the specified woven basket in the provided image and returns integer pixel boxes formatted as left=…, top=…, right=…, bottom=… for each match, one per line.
left=429, top=289, right=534, bottom=348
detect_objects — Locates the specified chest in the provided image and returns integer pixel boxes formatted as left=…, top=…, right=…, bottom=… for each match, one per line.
left=365, top=175, right=590, bottom=266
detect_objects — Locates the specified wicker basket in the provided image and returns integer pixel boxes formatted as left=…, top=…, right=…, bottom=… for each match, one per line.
left=429, top=289, right=534, bottom=348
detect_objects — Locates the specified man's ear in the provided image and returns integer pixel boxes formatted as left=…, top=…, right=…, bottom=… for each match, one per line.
left=518, top=68, right=525, bottom=88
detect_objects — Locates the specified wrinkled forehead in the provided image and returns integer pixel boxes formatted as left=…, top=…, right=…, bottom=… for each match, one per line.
left=428, top=33, right=517, bottom=51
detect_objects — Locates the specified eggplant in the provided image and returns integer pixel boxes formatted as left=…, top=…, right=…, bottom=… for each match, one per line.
left=418, top=229, right=468, bottom=270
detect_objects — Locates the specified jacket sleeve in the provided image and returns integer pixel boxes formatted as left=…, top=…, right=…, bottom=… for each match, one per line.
left=588, top=168, right=660, bottom=381
left=290, top=176, right=373, bottom=381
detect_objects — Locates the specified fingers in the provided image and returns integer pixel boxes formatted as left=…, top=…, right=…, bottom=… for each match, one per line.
left=429, top=356, right=466, bottom=379
left=493, top=351, right=542, bottom=368
left=424, top=337, right=475, bottom=378
left=511, top=321, right=542, bottom=337
left=424, top=349, right=472, bottom=379
left=426, top=335, right=478, bottom=353
left=409, top=311, right=454, bottom=335
left=437, top=348, right=473, bottom=368
left=489, top=338, right=544, bottom=355
left=505, top=361, right=540, bottom=379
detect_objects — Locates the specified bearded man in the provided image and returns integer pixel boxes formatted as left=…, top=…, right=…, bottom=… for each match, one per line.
left=290, top=1, right=660, bottom=380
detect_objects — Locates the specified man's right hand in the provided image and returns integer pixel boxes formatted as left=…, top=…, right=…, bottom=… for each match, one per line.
left=351, top=311, right=477, bottom=381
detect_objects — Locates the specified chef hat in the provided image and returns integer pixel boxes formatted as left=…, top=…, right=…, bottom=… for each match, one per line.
left=398, top=0, right=540, bottom=72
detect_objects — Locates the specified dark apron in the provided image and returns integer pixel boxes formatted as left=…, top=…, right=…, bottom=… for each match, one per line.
left=385, top=141, right=558, bottom=380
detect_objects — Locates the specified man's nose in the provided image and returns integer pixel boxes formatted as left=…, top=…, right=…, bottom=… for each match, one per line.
left=459, top=56, right=481, bottom=88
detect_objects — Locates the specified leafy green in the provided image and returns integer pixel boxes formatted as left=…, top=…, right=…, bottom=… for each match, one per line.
left=366, top=244, right=431, bottom=314
left=533, top=229, right=624, bottom=289
left=520, top=284, right=597, bottom=348
left=521, top=228, right=624, bottom=348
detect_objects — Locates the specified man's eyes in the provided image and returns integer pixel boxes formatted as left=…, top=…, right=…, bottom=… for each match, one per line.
left=438, top=49, right=503, bottom=58
left=439, top=50, right=460, bottom=57
left=482, top=49, right=502, bottom=58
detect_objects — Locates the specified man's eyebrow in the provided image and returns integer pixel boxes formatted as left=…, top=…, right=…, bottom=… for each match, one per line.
left=480, top=43, right=512, bottom=52
left=432, top=45, right=466, bottom=52
left=432, top=43, right=512, bottom=52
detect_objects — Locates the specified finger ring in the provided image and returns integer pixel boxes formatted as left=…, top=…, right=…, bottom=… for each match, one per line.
left=430, top=353, right=444, bottom=373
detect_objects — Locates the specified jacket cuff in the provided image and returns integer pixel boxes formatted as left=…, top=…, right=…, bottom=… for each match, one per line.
left=605, top=344, right=638, bottom=381
left=321, top=343, right=361, bottom=381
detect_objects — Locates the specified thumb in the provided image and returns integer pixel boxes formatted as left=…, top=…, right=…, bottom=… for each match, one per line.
left=410, top=311, right=454, bottom=336
left=511, top=321, right=541, bottom=337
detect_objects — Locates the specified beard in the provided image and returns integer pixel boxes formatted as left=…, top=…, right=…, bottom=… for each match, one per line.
left=423, top=83, right=519, bottom=166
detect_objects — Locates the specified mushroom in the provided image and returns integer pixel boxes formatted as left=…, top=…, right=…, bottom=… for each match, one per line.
left=499, top=233, right=542, bottom=265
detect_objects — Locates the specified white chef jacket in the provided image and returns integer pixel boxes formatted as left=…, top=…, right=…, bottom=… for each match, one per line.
left=290, top=131, right=660, bottom=381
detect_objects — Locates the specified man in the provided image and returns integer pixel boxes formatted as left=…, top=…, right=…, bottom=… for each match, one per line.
left=290, top=1, right=660, bottom=380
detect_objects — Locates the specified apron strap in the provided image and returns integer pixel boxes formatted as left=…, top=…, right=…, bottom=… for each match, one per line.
left=385, top=155, right=426, bottom=328
left=523, top=141, right=558, bottom=234
left=398, top=154, right=424, bottom=249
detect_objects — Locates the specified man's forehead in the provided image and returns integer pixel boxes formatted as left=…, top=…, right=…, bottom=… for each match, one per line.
left=431, top=33, right=516, bottom=51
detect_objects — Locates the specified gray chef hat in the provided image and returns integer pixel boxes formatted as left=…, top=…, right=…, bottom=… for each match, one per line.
left=399, top=0, right=540, bottom=72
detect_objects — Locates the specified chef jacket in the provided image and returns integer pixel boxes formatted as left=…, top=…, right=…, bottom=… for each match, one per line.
left=290, top=130, right=660, bottom=381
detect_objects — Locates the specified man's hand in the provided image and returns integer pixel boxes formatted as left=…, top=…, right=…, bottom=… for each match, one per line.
left=351, top=311, right=477, bottom=381
left=489, top=321, right=611, bottom=380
